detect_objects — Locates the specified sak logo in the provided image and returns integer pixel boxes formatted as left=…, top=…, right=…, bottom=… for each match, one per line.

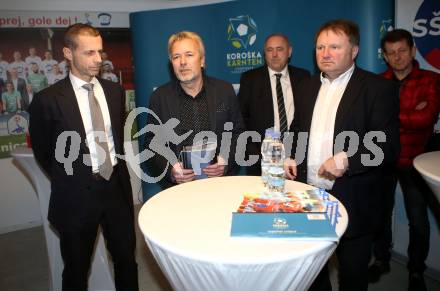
left=227, top=15, right=257, bottom=49
left=412, top=0, right=440, bottom=70
left=226, top=15, right=263, bottom=74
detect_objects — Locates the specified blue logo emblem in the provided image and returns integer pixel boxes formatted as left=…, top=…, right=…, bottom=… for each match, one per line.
left=227, top=15, right=257, bottom=49
left=412, top=0, right=440, bottom=70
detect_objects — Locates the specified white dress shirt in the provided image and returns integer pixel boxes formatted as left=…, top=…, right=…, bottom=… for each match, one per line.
left=70, top=73, right=117, bottom=172
left=268, top=66, right=294, bottom=132
left=307, top=64, right=355, bottom=190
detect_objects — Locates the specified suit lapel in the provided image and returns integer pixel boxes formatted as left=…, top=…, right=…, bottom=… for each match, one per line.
left=288, top=66, right=300, bottom=91
left=334, top=67, right=363, bottom=133
left=55, top=78, right=88, bottom=152
left=261, top=67, right=275, bottom=124
left=304, top=76, right=321, bottom=131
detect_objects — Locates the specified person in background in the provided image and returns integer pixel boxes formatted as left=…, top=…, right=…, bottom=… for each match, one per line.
left=26, top=63, right=48, bottom=110
left=25, top=46, right=42, bottom=75
left=8, top=51, right=27, bottom=79
left=27, top=63, right=48, bottom=92
left=101, top=60, right=118, bottom=83
left=2, top=80, right=22, bottom=114
left=0, top=52, right=9, bottom=83
left=47, top=63, right=65, bottom=85
left=7, top=67, right=28, bottom=107
left=284, top=19, right=400, bottom=291
left=26, top=83, right=34, bottom=105
left=101, top=51, right=114, bottom=70
left=238, top=33, right=310, bottom=175
left=58, top=59, right=69, bottom=77
left=144, top=31, right=244, bottom=188
left=41, top=50, right=58, bottom=76
left=28, top=23, right=139, bottom=291
left=368, top=28, right=440, bottom=291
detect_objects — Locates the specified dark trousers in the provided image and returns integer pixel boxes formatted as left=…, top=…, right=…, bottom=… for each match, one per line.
left=57, top=169, right=138, bottom=291
left=399, top=167, right=430, bottom=273
left=309, top=234, right=373, bottom=291
left=372, top=170, right=398, bottom=262
left=372, top=166, right=430, bottom=273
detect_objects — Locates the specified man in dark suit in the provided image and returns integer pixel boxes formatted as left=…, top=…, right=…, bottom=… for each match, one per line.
left=29, top=23, right=138, bottom=291
left=7, top=67, right=29, bottom=110
left=284, top=20, right=400, bottom=291
left=144, top=31, right=244, bottom=188
left=238, top=33, right=310, bottom=175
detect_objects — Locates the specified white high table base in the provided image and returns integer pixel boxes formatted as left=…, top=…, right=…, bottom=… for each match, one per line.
left=11, top=147, right=115, bottom=291
left=139, top=176, right=348, bottom=291
left=414, top=151, right=440, bottom=203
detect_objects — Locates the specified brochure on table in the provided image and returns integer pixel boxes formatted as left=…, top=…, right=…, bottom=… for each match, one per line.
left=230, top=189, right=339, bottom=241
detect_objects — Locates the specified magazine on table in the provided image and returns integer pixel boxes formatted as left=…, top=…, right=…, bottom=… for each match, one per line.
left=230, top=189, right=340, bottom=240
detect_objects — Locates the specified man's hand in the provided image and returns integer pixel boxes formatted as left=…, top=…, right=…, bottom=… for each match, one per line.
left=284, top=158, right=297, bottom=180
left=203, top=156, right=226, bottom=178
left=318, top=152, right=348, bottom=180
left=171, top=162, right=195, bottom=184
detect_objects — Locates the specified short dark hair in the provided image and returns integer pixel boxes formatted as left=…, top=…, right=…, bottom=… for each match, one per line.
left=316, top=19, right=360, bottom=46
left=64, top=23, right=100, bottom=50
left=380, top=29, right=414, bottom=53
left=264, top=33, right=291, bottom=47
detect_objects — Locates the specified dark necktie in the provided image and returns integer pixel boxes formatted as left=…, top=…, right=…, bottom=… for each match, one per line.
left=275, top=73, right=288, bottom=134
left=82, top=83, right=113, bottom=180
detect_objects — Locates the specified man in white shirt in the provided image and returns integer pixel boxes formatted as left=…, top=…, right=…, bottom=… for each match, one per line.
left=25, top=46, right=42, bottom=74
left=284, top=19, right=399, bottom=291
left=46, top=63, right=65, bottom=85
left=40, top=50, right=58, bottom=76
left=8, top=51, right=27, bottom=79
left=29, top=23, right=138, bottom=291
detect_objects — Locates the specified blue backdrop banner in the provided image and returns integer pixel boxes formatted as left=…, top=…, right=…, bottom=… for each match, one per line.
left=130, top=0, right=394, bottom=199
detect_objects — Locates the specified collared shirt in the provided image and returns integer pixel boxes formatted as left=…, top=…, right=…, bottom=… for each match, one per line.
left=268, top=66, right=294, bottom=132
left=70, top=72, right=117, bottom=172
left=307, top=64, right=355, bottom=190
left=177, top=84, right=210, bottom=148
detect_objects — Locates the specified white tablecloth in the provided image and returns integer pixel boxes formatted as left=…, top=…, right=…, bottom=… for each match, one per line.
left=138, top=176, right=348, bottom=291
left=11, top=147, right=115, bottom=291
left=414, top=151, right=440, bottom=202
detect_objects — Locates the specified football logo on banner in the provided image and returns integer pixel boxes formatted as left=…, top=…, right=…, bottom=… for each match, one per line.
left=226, top=15, right=263, bottom=75
left=227, top=15, right=257, bottom=49
left=412, top=0, right=440, bottom=70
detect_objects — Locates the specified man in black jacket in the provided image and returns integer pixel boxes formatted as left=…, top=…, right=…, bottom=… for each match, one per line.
left=284, top=20, right=400, bottom=291
left=238, top=33, right=310, bottom=175
left=144, top=31, right=244, bottom=188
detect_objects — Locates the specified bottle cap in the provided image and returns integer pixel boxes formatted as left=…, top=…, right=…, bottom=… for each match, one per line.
left=264, top=127, right=274, bottom=138
left=272, top=131, right=281, bottom=139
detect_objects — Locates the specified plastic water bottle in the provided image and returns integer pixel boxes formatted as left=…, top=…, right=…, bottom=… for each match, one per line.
left=267, top=131, right=286, bottom=194
left=261, top=128, right=274, bottom=186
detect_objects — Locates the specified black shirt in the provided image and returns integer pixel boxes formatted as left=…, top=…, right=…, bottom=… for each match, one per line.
left=177, top=84, right=211, bottom=147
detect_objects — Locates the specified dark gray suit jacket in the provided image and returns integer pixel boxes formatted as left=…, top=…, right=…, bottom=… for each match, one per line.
left=28, top=76, right=133, bottom=229
left=237, top=65, right=310, bottom=174
left=290, top=67, right=400, bottom=237
left=144, top=76, right=244, bottom=188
